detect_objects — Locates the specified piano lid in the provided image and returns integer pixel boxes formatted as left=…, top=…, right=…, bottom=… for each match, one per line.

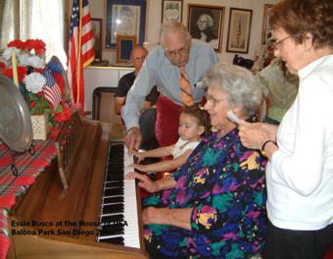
left=0, top=74, right=33, bottom=153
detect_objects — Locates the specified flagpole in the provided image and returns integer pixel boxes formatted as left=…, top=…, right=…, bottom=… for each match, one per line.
left=77, top=0, right=83, bottom=105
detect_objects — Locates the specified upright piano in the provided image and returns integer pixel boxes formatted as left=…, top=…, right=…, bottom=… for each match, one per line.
left=7, top=114, right=148, bottom=259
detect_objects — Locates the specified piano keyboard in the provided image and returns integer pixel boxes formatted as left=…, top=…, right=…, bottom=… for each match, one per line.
left=97, top=141, right=140, bottom=248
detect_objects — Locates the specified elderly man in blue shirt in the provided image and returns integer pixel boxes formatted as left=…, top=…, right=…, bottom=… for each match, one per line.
left=122, top=21, right=218, bottom=162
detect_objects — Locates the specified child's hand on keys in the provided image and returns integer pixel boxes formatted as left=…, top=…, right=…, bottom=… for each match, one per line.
left=133, top=150, right=145, bottom=163
left=128, top=163, right=147, bottom=172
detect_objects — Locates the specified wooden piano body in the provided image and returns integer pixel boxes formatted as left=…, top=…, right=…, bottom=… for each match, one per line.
left=7, top=115, right=147, bottom=259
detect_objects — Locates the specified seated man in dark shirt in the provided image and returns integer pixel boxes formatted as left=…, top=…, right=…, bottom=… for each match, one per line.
left=114, top=46, right=159, bottom=151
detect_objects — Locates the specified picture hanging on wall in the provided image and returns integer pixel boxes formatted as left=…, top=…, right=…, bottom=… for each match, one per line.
left=261, top=4, right=273, bottom=44
left=161, top=0, right=183, bottom=23
left=226, top=8, right=253, bottom=53
left=116, top=35, right=137, bottom=63
left=91, top=18, right=102, bottom=62
left=105, top=0, right=146, bottom=49
left=187, top=4, right=225, bottom=52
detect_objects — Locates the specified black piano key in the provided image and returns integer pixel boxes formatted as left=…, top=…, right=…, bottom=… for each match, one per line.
left=107, top=173, right=124, bottom=181
left=99, top=236, right=124, bottom=245
left=104, top=188, right=124, bottom=197
left=108, top=161, right=123, bottom=165
left=110, top=155, right=123, bottom=159
left=108, top=167, right=123, bottom=172
left=107, top=168, right=124, bottom=175
left=102, top=204, right=124, bottom=214
left=101, top=214, right=124, bottom=225
left=108, top=160, right=123, bottom=164
left=112, top=144, right=124, bottom=149
left=107, top=165, right=123, bottom=170
left=110, top=149, right=124, bottom=156
left=111, top=146, right=123, bottom=151
left=105, top=181, right=123, bottom=188
left=103, top=196, right=124, bottom=204
left=99, top=225, right=124, bottom=236
left=108, top=161, right=123, bottom=166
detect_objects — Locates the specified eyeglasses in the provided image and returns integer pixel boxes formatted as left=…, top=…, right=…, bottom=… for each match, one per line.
left=133, top=56, right=146, bottom=62
left=272, top=35, right=293, bottom=50
left=205, top=93, right=228, bottom=107
left=165, top=45, right=189, bottom=58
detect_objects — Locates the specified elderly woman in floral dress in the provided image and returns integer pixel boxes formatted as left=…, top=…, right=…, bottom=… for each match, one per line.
left=126, top=63, right=267, bottom=258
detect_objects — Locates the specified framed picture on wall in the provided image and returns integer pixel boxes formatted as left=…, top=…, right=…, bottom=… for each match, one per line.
left=261, top=4, right=273, bottom=44
left=116, top=35, right=137, bottom=63
left=161, top=0, right=183, bottom=23
left=187, top=4, right=225, bottom=52
left=91, top=18, right=102, bottom=62
left=105, top=0, right=146, bottom=49
left=226, top=8, right=253, bottom=53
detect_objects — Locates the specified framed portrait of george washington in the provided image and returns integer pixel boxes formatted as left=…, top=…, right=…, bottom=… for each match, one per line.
left=188, top=4, right=225, bottom=52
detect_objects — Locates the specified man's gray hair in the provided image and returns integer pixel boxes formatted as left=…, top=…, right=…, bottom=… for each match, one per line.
left=204, top=63, right=262, bottom=116
left=159, top=20, right=191, bottom=46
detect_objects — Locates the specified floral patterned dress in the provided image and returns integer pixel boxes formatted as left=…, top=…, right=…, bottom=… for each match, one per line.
left=143, top=128, right=267, bottom=258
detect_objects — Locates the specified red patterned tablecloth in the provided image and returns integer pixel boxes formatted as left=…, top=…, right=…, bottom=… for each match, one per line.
left=0, top=139, right=56, bottom=259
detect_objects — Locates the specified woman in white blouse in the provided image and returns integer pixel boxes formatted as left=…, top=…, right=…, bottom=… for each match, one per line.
left=239, top=0, right=333, bottom=258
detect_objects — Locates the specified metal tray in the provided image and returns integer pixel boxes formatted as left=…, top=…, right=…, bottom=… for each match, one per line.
left=0, top=75, right=33, bottom=152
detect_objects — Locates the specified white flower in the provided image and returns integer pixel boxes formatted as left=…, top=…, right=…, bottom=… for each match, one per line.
left=28, top=55, right=45, bottom=68
left=18, top=53, right=30, bottom=66
left=24, top=72, right=46, bottom=94
left=2, top=47, right=20, bottom=61
left=18, top=53, right=45, bottom=69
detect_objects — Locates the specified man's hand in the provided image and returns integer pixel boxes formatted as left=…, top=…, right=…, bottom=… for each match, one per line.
left=124, top=127, right=142, bottom=155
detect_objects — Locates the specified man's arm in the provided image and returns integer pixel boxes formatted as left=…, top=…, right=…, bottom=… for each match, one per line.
left=121, top=61, right=156, bottom=130
left=114, top=97, right=126, bottom=115
left=122, top=60, right=156, bottom=153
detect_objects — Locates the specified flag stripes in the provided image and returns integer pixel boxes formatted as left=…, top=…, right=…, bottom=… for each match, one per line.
left=67, top=0, right=94, bottom=107
left=43, top=69, right=62, bottom=109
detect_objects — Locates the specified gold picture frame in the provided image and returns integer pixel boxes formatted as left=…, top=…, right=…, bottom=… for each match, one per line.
left=116, top=35, right=137, bottom=64
left=261, top=4, right=273, bottom=44
left=91, top=18, right=102, bottom=62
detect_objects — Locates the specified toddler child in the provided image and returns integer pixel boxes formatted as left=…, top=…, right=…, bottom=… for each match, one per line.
left=131, top=105, right=210, bottom=174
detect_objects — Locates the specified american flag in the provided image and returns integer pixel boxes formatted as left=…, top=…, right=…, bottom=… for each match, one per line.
left=67, top=0, right=94, bottom=108
left=43, top=69, right=62, bottom=110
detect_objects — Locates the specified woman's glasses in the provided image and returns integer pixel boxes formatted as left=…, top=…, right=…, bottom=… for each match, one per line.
left=271, top=35, right=293, bottom=50
left=205, top=93, right=228, bottom=107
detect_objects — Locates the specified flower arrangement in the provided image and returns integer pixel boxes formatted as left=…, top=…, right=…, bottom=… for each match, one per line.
left=1, top=39, right=72, bottom=138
